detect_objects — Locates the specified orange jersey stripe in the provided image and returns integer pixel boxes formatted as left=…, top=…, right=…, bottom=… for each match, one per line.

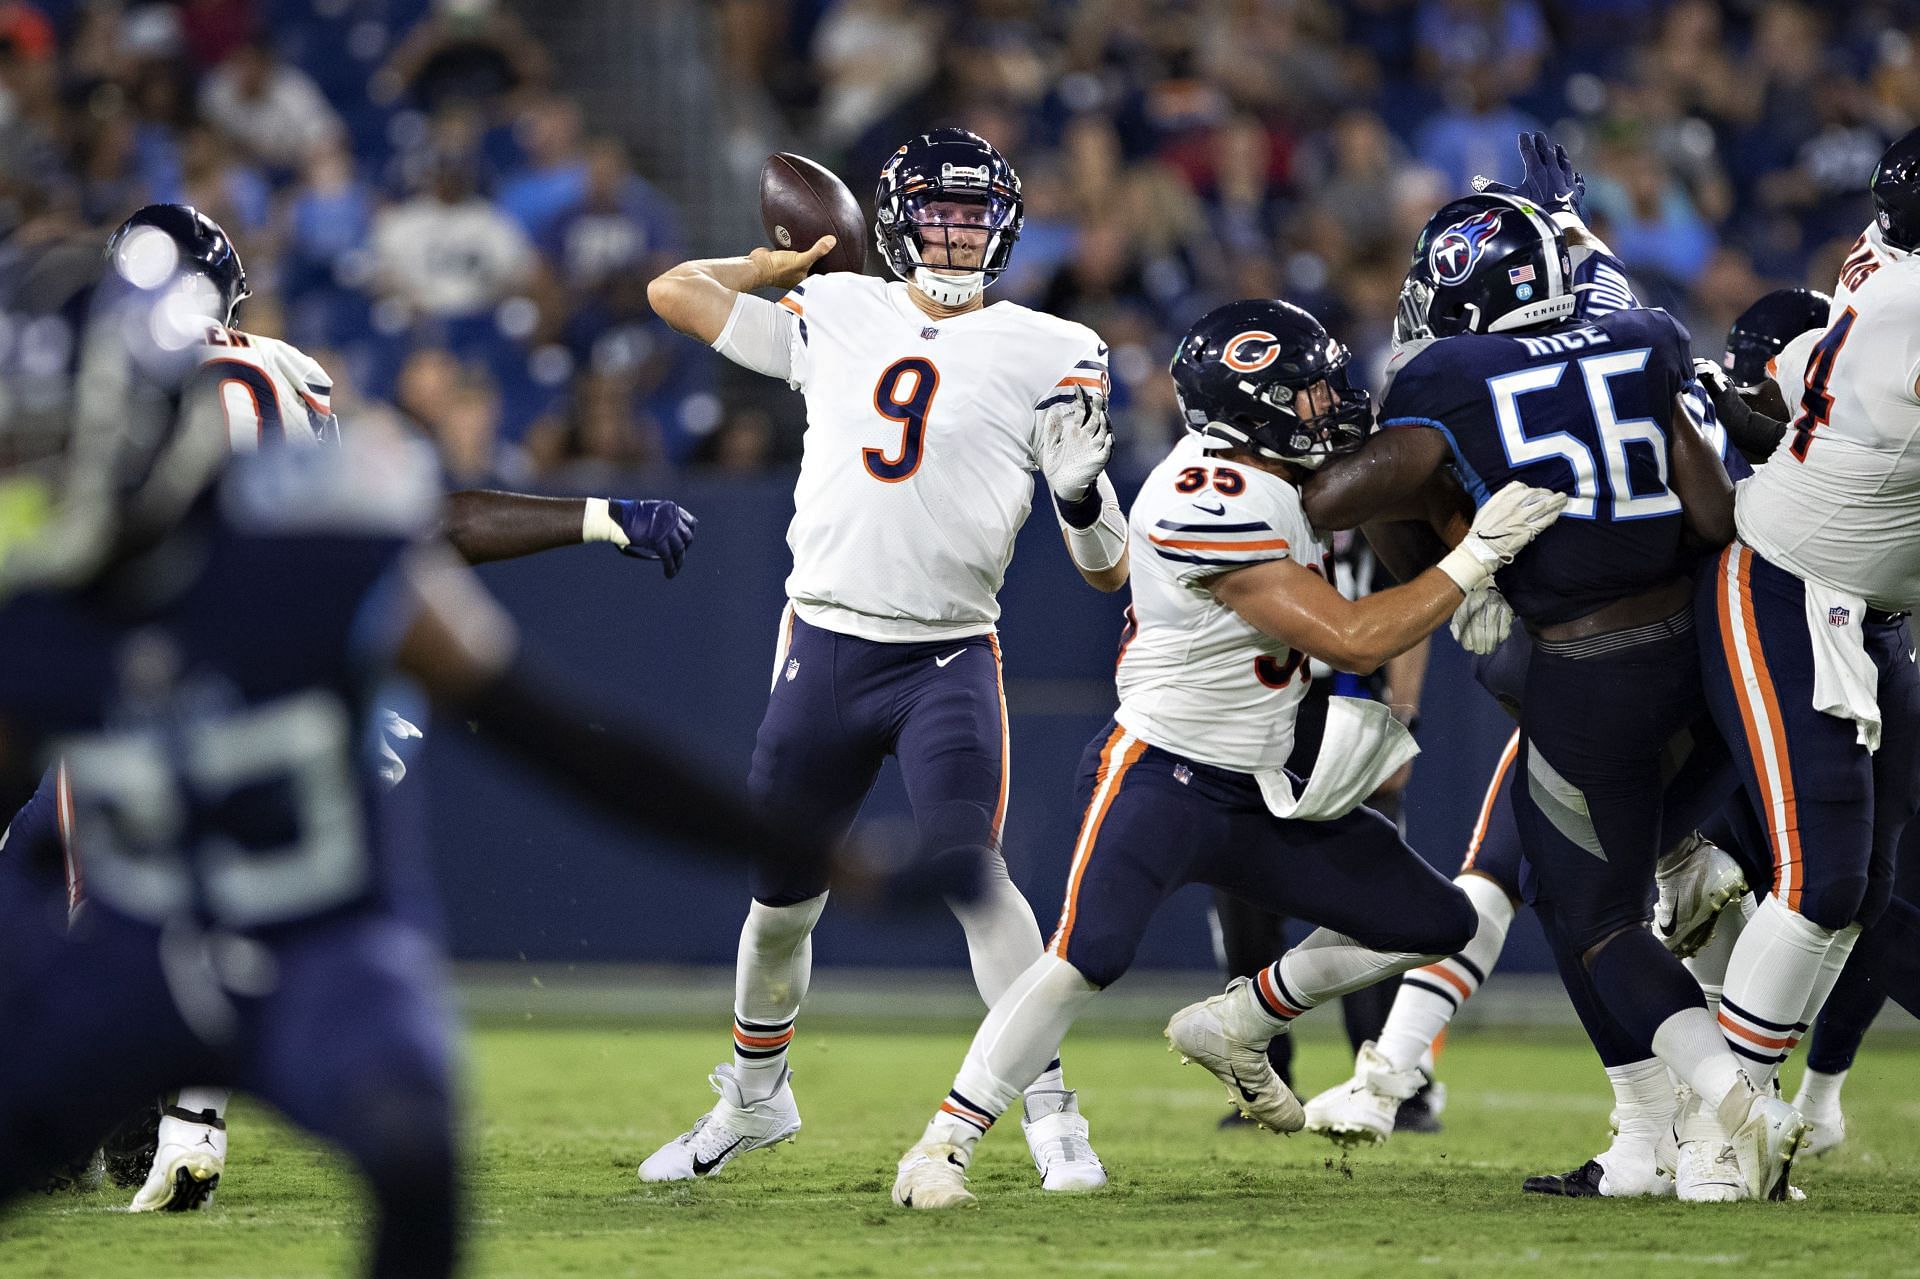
left=1463, top=730, right=1521, bottom=870
left=779, top=297, right=804, bottom=316
left=1145, top=534, right=1291, bottom=552
left=988, top=635, right=1010, bottom=847
left=1050, top=729, right=1144, bottom=956
left=1718, top=546, right=1802, bottom=908
left=1054, top=375, right=1105, bottom=389
left=1257, top=966, right=1305, bottom=1016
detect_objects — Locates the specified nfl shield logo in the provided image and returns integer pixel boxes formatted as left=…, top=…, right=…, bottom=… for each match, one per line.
left=786, top=658, right=801, bottom=681
left=920, top=326, right=939, bottom=340
left=1173, top=764, right=1192, bottom=786
left=1829, top=606, right=1851, bottom=627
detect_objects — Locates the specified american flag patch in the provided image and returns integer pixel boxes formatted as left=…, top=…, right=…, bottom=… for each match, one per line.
left=1508, top=264, right=1536, bottom=284
left=1830, top=606, right=1851, bottom=627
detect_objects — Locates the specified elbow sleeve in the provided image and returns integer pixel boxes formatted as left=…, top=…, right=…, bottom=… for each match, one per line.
left=712, top=293, right=798, bottom=384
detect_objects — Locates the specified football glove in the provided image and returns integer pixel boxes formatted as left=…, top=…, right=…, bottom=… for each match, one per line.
left=1037, top=387, right=1114, bottom=503
left=1439, top=482, right=1569, bottom=592
left=1473, top=131, right=1586, bottom=222
left=611, top=499, right=698, bottom=578
left=378, top=710, right=423, bottom=789
left=1450, top=585, right=1514, bottom=655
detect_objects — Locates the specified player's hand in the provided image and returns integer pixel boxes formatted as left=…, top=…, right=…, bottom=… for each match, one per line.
left=611, top=499, right=698, bottom=578
left=1461, top=482, right=1568, bottom=568
left=749, top=236, right=837, bottom=291
left=1518, top=130, right=1584, bottom=218
left=377, top=709, right=423, bottom=789
left=1450, top=585, right=1514, bottom=655
left=1037, top=387, right=1114, bottom=502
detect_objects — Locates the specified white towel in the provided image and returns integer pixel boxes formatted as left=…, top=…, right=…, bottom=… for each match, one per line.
left=1802, top=581, right=1883, bottom=752
left=1256, top=696, right=1420, bottom=820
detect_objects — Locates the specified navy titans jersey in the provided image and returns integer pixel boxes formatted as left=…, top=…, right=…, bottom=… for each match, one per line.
left=0, top=438, right=438, bottom=933
left=1382, top=307, right=1696, bottom=626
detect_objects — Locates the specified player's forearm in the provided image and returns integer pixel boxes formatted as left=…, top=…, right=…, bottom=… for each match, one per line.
left=647, top=257, right=768, bottom=343
left=1307, top=575, right=1461, bottom=675
left=1302, top=429, right=1449, bottom=531
left=1383, top=639, right=1430, bottom=723
left=442, top=491, right=591, bottom=565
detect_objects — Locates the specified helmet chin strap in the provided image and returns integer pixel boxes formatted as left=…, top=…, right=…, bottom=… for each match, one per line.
left=911, top=266, right=987, bottom=307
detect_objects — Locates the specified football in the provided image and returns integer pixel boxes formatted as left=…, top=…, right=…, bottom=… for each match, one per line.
left=759, top=152, right=868, bottom=277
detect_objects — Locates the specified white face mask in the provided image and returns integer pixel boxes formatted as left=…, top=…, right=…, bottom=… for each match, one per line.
left=910, top=265, right=987, bottom=307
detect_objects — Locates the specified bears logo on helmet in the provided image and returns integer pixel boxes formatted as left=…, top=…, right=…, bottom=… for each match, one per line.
left=1222, top=330, right=1282, bottom=373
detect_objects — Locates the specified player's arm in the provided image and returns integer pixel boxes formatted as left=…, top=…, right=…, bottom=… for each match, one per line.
left=646, top=236, right=838, bottom=346
left=1209, top=482, right=1567, bottom=674
left=442, top=490, right=697, bottom=577
left=392, top=547, right=839, bottom=871
left=1037, top=387, right=1128, bottom=592
left=1301, top=426, right=1452, bottom=532
left=1667, top=390, right=1736, bottom=547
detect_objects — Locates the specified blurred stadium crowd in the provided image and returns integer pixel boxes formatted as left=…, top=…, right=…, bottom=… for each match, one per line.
left=6, top=0, right=1918, bottom=478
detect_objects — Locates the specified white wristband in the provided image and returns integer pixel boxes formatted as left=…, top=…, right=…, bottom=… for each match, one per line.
left=582, top=497, right=629, bottom=548
left=1060, top=472, right=1127, bottom=571
left=1437, top=539, right=1498, bottom=593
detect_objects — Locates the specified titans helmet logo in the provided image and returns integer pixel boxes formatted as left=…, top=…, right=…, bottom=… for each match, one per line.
left=1429, top=210, right=1505, bottom=287
left=1223, top=329, right=1282, bottom=372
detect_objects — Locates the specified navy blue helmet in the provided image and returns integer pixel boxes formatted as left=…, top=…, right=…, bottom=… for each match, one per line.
left=1871, top=125, right=1920, bottom=252
left=1397, top=193, right=1573, bottom=341
left=1169, top=299, right=1372, bottom=466
left=873, top=129, right=1022, bottom=307
left=105, top=204, right=250, bottom=326
left=1724, top=287, right=1832, bottom=386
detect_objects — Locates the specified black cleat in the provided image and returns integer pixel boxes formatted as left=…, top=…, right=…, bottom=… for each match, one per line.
left=1394, top=1083, right=1444, bottom=1134
left=1523, top=1159, right=1608, bottom=1197
left=158, top=1166, right=220, bottom=1212
left=103, top=1099, right=163, bottom=1189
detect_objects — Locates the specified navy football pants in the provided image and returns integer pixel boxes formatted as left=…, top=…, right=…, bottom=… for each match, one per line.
left=1048, top=723, right=1474, bottom=989
left=747, top=612, right=1008, bottom=906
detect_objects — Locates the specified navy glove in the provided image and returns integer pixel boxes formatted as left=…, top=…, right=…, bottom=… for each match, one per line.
left=1473, top=131, right=1585, bottom=221
left=610, top=499, right=697, bottom=578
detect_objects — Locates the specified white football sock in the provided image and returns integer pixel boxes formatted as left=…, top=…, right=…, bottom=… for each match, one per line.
left=1376, top=874, right=1514, bottom=1071
left=1720, top=894, right=1834, bottom=1087
left=1604, top=1057, right=1675, bottom=1149
left=174, top=1086, right=229, bottom=1119
left=1797, top=921, right=1861, bottom=1028
left=732, top=893, right=827, bottom=1099
left=929, top=955, right=1099, bottom=1151
left=1247, top=927, right=1434, bottom=1040
left=1795, top=1067, right=1847, bottom=1110
left=1682, top=892, right=1752, bottom=1018
left=1651, top=1005, right=1749, bottom=1114
left=948, top=851, right=1046, bottom=1007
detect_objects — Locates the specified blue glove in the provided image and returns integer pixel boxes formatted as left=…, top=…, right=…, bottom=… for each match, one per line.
left=1473, top=131, right=1585, bottom=221
left=1516, top=130, right=1584, bottom=219
left=610, top=499, right=697, bottom=578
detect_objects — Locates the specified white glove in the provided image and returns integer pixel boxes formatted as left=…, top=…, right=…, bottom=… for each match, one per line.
left=1438, top=481, right=1569, bottom=593
left=1450, top=585, right=1514, bottom=655
left=1037, top=387, right=1114, bottom=503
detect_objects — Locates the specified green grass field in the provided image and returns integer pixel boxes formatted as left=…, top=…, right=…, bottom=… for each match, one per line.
left=8, top=1017, right=1919, bottom=1278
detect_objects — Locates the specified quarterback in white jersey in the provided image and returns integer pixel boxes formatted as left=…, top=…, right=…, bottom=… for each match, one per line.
left=1693, top=128, right=1920, bottom=1124
left=891, top=298, right=1568, bottom=1209
left=641, top=130, right=1131, bottom=1193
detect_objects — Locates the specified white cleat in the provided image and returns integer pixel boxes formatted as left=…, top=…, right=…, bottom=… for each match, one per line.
left=129, top=1106, right=225, bottom=1212
left=638, top=1064, right=801, bottom=1182
left=1654, top=834, right=1748, bottom=957
left=1303, top=1041, right=1424, bottom=1148
left=1673, top=1093, right=1745, bottom=1203
left=1790, top=1085, right=1846, bottom=1158
left=1165, top=979, right=1304, bottom=1133
left=1726, top=1090, right=1809, bottom=1201
left=1021, top=1089, right=1106, bottom=1192
left=892, top=1140, right=977, bottom=1210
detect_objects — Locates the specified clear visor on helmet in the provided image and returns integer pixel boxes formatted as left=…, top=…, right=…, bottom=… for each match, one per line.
left=903, top=191, right=1017, bottom=271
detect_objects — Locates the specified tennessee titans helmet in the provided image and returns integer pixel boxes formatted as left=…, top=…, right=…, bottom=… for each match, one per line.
left=1723, top=287, right=1832, bottom=386
left=874, top=128, right=1022, bottom=308
left=1871, top=126, right=1920, bottom=253
left=1397, top=193, right=1573, bottom=341
left=1169, top=299, right=1372, bottom=467
left=105, top=204, right=250, bottom=326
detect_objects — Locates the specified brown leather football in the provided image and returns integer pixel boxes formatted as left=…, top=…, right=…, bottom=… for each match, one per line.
left=759, top=152, right=867, bottom=277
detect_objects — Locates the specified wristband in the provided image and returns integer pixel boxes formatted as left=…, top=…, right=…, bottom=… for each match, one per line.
left=582, top=497, right=629, bottom=548
left=1058, top=473, right=1126, bottom=571
left=1437, top=539, right=1498, bottom=593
